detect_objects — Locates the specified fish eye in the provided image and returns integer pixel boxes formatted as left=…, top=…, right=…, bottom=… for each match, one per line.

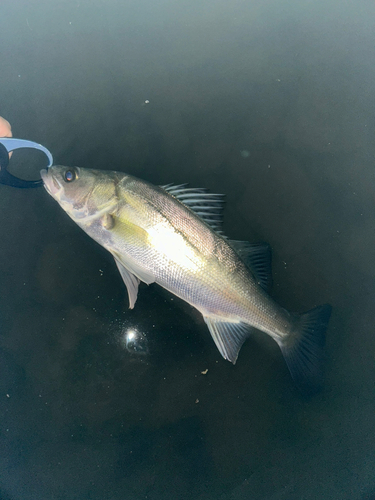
left=64, top=169, right=77, bottom=183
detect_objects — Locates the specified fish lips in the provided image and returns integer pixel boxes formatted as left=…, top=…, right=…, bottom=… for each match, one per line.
left=40, top=168, right=62, bottom=196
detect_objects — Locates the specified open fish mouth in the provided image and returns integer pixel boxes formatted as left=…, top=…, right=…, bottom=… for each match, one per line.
left=40, top=168, right=62, bottom=196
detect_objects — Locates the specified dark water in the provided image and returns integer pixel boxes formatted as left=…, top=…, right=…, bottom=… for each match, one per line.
left=1, top=1, right=375, bottom=499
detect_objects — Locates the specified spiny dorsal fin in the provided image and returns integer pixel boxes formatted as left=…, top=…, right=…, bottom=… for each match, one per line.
left=230, top=241, right=273, bottom=292
left=161, top=183, right=225, bottom=231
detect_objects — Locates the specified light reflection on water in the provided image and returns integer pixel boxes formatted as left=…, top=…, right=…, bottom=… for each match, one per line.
left=120, top=325, right=149, bottom=357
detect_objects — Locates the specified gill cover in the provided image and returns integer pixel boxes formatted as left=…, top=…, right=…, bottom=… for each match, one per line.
left=40, top=165, right=119, bottom=221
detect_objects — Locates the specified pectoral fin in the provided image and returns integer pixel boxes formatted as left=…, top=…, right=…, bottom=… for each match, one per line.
left=114, top=258, right=140, bottom=309
left=203, top=315, right=255, bottom=363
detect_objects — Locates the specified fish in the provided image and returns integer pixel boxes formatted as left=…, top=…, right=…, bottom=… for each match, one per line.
left=41, top=165, right=332, bottom=392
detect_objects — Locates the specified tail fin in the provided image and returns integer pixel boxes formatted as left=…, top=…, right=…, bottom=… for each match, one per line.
left=278, top=304, right=332, bottom=393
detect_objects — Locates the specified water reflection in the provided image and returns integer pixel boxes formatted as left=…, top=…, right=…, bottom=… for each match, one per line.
left=120, top=327, right=149, bottom=356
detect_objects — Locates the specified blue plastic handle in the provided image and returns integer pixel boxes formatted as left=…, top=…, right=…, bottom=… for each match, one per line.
left=0, top=137, right=53, bottom=167
left=0, top=137, right=53, bottom=188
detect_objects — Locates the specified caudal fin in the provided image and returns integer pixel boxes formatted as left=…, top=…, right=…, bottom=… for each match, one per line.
left=278, top=304, right=332, bottom=393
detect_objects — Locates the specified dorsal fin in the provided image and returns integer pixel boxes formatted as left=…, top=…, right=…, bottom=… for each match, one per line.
left=230, top=241, right=273, bottom=292
left=161, top=184, right=272, bottom=291
left=161, top=183, right=225, bottom=231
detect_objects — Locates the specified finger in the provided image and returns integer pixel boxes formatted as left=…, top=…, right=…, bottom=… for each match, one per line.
left=0, top=117, right=12, bottom=138
left=0, top=117, right=13, bottom=158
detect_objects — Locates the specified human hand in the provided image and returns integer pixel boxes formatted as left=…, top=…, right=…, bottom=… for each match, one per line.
left=0, top=117, right=13, bottom=159
left=0, top=116, right=12, bottom=138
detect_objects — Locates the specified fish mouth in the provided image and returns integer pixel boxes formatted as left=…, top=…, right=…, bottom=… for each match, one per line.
left=40, top=168, right=62, bottom=196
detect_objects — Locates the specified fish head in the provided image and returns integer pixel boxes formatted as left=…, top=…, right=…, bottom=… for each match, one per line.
left=40, top=166, right=118, bottom=222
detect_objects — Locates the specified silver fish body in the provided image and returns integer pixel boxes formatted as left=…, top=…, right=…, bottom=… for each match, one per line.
left=41, top=165, right=331, bottom=391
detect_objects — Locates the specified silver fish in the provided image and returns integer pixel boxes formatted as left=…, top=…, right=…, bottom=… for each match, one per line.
left=41, top=166, right=331, bottom=391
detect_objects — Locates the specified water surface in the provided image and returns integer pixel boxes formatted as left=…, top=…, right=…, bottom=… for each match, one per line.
left=0, top=1, right=374, bottom=499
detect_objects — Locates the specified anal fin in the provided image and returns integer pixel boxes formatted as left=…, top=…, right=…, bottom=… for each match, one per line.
left=203, top=315, right=255, bottom=363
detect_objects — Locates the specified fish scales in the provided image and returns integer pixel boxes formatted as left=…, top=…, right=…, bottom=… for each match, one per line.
left=41, top=166, right=332, bottom=392
left=116, top=177, right=284, bottom=330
